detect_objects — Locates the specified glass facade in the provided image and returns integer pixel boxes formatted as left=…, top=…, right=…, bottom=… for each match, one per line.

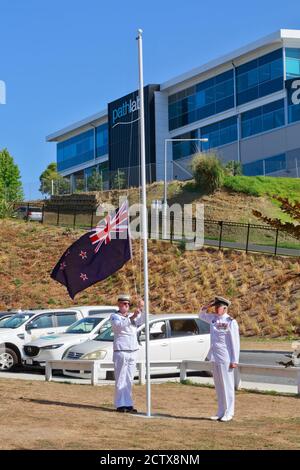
left=57, top=123, right=108, bottom=172
left=241, top=99, right=284, bottom=138
left=201, top=116, right=237, bottom=150
left=286, top=48, right=300, bottom=79
left=243, top=153, right=286, bottom=176
left=172, top=130, right=198, bottom=160
left=168, top=70, right=234, bottom=131
left=236, top=49, right=283, bottom=105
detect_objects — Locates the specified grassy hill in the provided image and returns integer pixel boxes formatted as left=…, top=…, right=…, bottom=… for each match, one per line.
left=1, top=219, right=299, bottom=338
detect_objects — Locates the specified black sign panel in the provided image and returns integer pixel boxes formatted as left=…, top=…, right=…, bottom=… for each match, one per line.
left=285, top=77, right=300, bottom=106
left=108, top=85, right=159, bottom=186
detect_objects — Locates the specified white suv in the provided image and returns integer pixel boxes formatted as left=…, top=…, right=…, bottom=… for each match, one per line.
left=23, top=312, right=116, bottom=368
left=62, top=314, right=211, bottom=380
left=0, top=305, right=117, bottom=371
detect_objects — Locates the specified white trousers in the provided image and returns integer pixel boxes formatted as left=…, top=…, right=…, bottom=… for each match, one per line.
left=212, top=362, right=235, bottom=418
left=113, top=351, right=137, bottom=408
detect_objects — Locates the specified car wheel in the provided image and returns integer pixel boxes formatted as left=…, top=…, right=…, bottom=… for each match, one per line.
left=106, top=370, right=115, bottom=380
left=0, top=348, right=19, bottom=371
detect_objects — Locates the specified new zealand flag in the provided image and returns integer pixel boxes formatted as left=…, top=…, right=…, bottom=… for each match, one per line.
left=51, top=201, right=131, bottom=299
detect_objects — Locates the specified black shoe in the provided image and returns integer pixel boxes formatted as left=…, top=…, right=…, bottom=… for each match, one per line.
left=116, top=407, right=127, bottom=413
left=126, top=407, right=138, bottom=413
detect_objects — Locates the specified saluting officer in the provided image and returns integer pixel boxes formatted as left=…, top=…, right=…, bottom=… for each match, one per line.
left=110, top=294, right=144, bottom=413
left=199, top=296, right=240, bottom=422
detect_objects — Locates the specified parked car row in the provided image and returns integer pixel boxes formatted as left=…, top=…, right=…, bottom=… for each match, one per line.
left=0, top=308, right=212, bottom=378
left=0, top=306, right=118, bottom=371
left=13, top=206, right=43, bottom=222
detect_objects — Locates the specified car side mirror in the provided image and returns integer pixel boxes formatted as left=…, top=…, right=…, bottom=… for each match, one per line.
left=26, top=323, right=37, bottom=331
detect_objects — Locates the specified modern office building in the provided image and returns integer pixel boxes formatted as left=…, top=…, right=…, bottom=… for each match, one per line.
left=46, top=29, right=300, bottom=190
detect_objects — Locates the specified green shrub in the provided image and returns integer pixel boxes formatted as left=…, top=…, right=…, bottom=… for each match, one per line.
left=224, top=160, right=242, bottom=176
left=191, top=153, right=224, bottom=193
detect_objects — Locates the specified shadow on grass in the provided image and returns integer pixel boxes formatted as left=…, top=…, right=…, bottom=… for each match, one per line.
left=19, top=397, right=115, bottom=413
left=19, top=397, right=213, bottom=421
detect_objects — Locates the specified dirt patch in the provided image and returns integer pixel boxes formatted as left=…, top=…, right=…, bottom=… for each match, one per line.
left=0, top=379, right=299, bottom=450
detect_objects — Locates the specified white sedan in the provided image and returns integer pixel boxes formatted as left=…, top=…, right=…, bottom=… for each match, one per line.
left=23, top=314, right=113, bottom=367
left=62, top=313, right=211, bottom=380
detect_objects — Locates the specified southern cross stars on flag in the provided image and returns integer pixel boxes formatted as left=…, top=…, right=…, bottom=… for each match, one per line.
left=51, top=201, right=131, bottom=299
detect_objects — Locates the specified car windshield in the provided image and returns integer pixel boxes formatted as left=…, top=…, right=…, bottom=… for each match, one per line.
left=65, top=317, right=104, bottom=334
left=0, top=316, right=11, bottom=326
left=0, top=313, right=35, bottom=329
left=94, top=321, right=114, bottom=342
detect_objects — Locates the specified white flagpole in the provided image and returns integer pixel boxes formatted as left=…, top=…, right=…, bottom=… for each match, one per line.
left=137, top=28, right=151, bottom=417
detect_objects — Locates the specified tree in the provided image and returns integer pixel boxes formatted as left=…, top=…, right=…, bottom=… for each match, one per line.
left=253, top=197, right=300, bottom=240
left=87, top=170, right=104, bottom=191
left=191, top=152, right=224, bottom=193
left=0, top=148, right=23, bottom=202
left=39, top=162, right=70, bottom=196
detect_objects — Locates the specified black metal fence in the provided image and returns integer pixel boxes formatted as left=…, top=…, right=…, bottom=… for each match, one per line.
left=13, top=203, right=300, bottom=257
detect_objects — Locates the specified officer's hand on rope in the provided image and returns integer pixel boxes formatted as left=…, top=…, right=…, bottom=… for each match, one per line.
left=229, top=363, right=238, bottom=369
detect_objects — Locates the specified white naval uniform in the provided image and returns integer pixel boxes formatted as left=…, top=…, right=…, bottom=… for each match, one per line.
left=110, top=311, right=143, bottom=408
left=199, top=310, right=240, bottom=419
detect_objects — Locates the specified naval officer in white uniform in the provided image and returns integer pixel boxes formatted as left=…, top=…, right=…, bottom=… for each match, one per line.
left=110, top=295, right=144, bottom=413
left=199, top=296, right=240, bottom=422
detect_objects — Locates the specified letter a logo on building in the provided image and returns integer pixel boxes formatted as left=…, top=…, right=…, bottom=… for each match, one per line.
left=0, top=81, right=6, bottom=105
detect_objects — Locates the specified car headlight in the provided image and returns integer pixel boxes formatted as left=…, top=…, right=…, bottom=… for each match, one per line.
left=82, top=350, right=107, bottom=360
left=40, top=344, right=64, bottom=350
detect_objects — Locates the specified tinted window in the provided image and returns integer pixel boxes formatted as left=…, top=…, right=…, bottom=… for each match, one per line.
left=66, top=317, right=103, bottom=333
left=196, top=319, right=210, bottom=335
left=169, top=319, right=199, bottom=337
left=95, top=321, right=114, bottom=341
left=27, top=314, right=53, bottom=329
left=139, top=321, right=167, bottom=341
left=0, top=313, right=34, bottom=329
left=56, top=313, right=77, bottom=327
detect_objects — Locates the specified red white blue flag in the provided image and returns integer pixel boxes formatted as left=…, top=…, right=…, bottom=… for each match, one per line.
left=51, top=201, right=131, bottom=299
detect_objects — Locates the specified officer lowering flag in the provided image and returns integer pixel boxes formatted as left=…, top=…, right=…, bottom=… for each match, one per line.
left=51, top=200, right=131, bottom=299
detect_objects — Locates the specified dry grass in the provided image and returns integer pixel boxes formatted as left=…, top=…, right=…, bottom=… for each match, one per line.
left=0, top=378, right=299, bottom=450
left=0, top=219, right=299, bottom=338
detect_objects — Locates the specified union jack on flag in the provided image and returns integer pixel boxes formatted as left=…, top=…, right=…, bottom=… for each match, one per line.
left=89, top=200, right=129, bottom=253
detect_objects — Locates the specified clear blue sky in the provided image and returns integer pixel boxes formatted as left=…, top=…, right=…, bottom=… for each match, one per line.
left=0, top=0, right=299, bottom=199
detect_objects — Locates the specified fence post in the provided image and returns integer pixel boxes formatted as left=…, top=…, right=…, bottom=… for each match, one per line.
left=90, top=209, right=94, bottom=229
left=246, top=223, right=250, bottom=253
left=41, top=204, right=45, bottom=224
left=73, top=208, right=77, bottom=229
left=274, top=229, right=279, bottom=256
left=218, top=221, right=223, bottom=250
left=56, top=206, right=60, bottom=226
left=26, top=202, right=29, bottom=222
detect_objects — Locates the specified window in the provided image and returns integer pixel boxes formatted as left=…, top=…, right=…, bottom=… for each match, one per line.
left=241, top=99, right=284, bottom=138
left=243, top=153, right=286, bottom=176
left=55, top=313, right=78, bottom=327
left=201, top=116, right=237, bottom=150
left=172, top=130, right=199, bottom=160
left=149, top=321, right=167, bottom=340
left=95, top=321, right=114, bottom=341
left=236, top=49, right=283, bottom=106
left=27, top=314, right=53, bottom=329
left=196, top=319, right=210, bottom=335
left=57, top=129, right=95, bottom=172
left=168, top=70, right=234, bottom=131
left=285, top=48, right=300, bottom=79
left=169, top=319, right=199, bottom=337
left=96, top=123, right=108, bottom=157
left=66, top=317, right=103, bottom=334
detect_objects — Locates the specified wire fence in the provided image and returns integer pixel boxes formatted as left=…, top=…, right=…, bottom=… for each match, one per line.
left=12, top=202, right=300, bottom=257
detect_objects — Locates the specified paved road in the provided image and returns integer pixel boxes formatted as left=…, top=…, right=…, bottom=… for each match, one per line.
left=204, top=238, right=300, bottom=257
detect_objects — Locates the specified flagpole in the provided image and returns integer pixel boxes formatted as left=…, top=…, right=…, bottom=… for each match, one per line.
left=137, top=28, right=151, bottom=417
